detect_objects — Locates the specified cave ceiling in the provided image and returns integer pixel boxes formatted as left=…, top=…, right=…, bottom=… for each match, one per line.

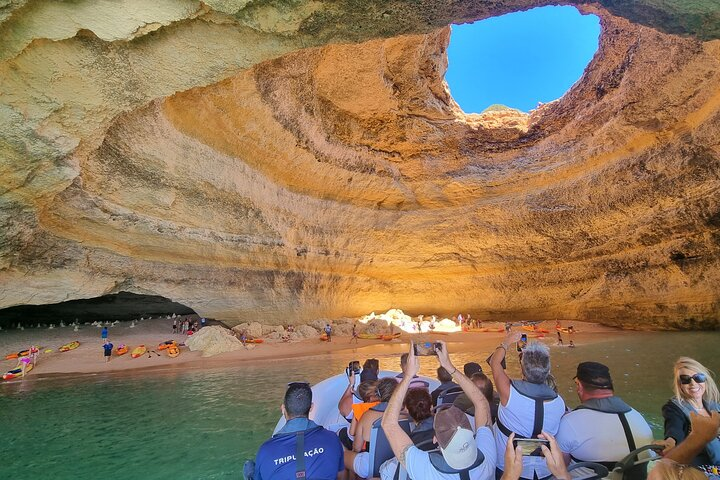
left=1, top=1, right=719, bottom=328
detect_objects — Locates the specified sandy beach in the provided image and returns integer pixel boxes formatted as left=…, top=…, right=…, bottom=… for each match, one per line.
left=0, top=315, right=624, bottom=382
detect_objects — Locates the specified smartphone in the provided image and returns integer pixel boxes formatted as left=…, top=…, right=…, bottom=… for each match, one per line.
left=512, top=438, right=549, bottom=456
left=413, top=341, right=441, bottom=356
left=346, top=360, right=361, bottom=377
left=486, top=352, right=506, bottom=370
left=516, top=334, right=528, bottom=352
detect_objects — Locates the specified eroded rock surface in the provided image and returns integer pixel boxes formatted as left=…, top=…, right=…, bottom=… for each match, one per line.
left=1, top=1, right=719, bottom=329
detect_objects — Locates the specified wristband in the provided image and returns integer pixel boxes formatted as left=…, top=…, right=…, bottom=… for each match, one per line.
left=448, top=368, right=458, bottom=376
left=497, top=343, right=508, bottom=351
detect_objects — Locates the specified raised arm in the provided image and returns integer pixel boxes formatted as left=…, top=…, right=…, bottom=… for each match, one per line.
left=338, top=370, right=355, bottom=418
left=436, top=340, right=491, bottom=428
left=381, top=344, right=417, bottom=469
left=490, top=331, right=521, bottom=405
left=664, top=411, right=720, bottom=464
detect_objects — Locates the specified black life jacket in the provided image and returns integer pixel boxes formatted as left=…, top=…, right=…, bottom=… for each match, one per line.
left=392, top=448, right=486, bottom=480
left=409, top=416, right=436, bottom=451
left=495, top=380, right=558, bottom=442
left=570, top=396, right=638, bottom=470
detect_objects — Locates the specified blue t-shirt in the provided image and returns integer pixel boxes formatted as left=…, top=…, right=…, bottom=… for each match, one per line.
left=103, top=343, right=113, bottom=354
left=255, top=419, right=343, bottom=480
left=101, top=327, right=108, bottom=339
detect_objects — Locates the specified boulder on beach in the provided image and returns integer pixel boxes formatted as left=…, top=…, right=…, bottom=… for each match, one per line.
left=186, top=325, right=250, bottom=357
left=232, top=321, right=263, bottom=338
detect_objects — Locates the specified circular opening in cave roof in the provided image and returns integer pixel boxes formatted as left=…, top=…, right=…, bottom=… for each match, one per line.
left=446, top=5, right=600, bottom=114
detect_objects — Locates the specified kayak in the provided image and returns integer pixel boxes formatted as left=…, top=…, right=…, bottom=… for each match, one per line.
left=381, top=333, right=401, bottom=341
left=245, top=339, right=264, bottom=344
left=131, top=345, right=147, bottom=358
left=59, top=341, right=80, bottom=352
left=3, top=362, right=34, bottom=381
left=320, top=334, right=329, bottom=341
left=5, top=349, right=29, bottom=360
left=167, top=345, right=180, bottom=358
left=157, top=340, right=176, bottom=351
left=469, top=327, right=505, bottom=333
left=522, top=326, right=549, bottom=333
left=116, top=345, right=129, bottom=356
left=358, top=333, right=381, bottom=340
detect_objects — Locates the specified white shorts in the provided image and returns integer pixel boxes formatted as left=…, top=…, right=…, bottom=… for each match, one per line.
left=353, top=451, right=370, bottom=478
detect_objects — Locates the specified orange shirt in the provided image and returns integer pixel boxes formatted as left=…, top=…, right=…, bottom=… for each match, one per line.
left=352, top=401, right=380, bottom=421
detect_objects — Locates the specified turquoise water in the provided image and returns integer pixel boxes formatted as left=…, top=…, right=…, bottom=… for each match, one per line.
left=1, top=332, right=718, bottom=478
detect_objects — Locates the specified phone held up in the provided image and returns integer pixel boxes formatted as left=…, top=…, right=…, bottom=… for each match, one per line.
left=413, top=341, right=442, bottom=356
left=345, top=360, right=361, bottom=377
left=516, top=333, right=528, bottom=353
left=512, top=438, right=550, bottom=456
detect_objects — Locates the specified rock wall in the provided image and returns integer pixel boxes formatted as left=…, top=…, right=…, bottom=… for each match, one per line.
left=1, top=1, right=719, bottom=328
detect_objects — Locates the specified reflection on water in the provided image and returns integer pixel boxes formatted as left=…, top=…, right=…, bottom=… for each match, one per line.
left=0, top=331, right=718, bottom=478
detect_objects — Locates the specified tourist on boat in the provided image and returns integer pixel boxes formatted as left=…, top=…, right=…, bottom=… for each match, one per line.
left=653, top=407, right=720, bottom=479
left=464, top=362, right=483, bottom=377
left=344, top=377, right=400, bottom=479
left=251, top=382, right=344, bottom=480
left=396, top=353, right=430, bottom=390
left=405, top=388, right=436, bottom=451
left=662, top=357, right=720, bottom=470
left=338, top=379, right=380, bottom=450
left=556, top=361, right=653, bottom=471
left=381, top=340, right=495, bottom=479
left=431, top=366, right=459, bottom=406
left=489, top=331, right=566, bottom=480
left=454, top=372, right=499, bottom=423
left=361, top=358, right=380, bottom=383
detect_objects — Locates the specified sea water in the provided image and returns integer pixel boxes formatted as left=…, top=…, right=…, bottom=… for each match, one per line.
left=0, top=331, right=718, bottom=478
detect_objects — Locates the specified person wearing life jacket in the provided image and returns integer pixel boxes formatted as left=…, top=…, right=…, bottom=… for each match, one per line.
left=489, top=331, right=566, bottom=480
left=381, top=340, right=496, bottom=480
left=662, top=357, right=720, bottom=469
left=337, top=377, right=380, bottom=450
left=251, top=382, right=344, bottom=480
left=344, top=377, right=401, bottom=479
left=555, top=361, right=654, bottom=474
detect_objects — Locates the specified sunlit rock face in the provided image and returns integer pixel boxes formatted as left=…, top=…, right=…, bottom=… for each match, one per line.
left=1, top=1, right=719, bottom=329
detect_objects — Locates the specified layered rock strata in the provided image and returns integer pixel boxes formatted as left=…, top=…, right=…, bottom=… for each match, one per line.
left=1, top=1, right=719, bottom=328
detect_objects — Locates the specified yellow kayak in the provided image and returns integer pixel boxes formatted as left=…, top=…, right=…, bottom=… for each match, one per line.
left=131, top=345, right=147, bottom=358
left=3, top=362, right=34, bottom=380
left=167, top=345, right=180, bottom=358
left=59, top=341, right=80, bottom=352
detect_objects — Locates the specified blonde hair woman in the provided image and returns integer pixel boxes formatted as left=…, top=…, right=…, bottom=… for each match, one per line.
left=662, top=357, right=720, bottom=469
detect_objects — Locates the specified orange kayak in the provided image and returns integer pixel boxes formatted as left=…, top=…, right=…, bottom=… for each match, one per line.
left=381, top=333, right=401, bottom=341
left=166, top=345, right=180, bottom=358
left=245, top=339, right=264, bottom=344
left=157, top=340, right=176, bottom=351
left=116, top=345, right=128, bottom=356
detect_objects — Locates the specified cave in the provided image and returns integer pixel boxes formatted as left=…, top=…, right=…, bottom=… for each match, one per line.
left=0, top=292, right=196, bottom=329
left=0, top=1, right=719, bottom=329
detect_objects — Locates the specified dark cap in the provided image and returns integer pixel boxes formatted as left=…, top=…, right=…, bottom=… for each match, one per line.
left=360, top=369, right=379, bottom=383
left=463, top=362, right=483, bottom=377
left=576, top=361, right=613, bottom=389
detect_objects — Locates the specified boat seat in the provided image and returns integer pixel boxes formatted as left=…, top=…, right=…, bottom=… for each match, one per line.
left=369, top=417, right=411, bottom=478
left=436, top=386, right=464, bottom=406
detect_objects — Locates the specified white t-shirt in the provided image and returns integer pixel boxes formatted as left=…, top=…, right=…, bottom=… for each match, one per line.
left=380, top=427, right=496, bottom=480
left=556, top=406, right=654, bottom=464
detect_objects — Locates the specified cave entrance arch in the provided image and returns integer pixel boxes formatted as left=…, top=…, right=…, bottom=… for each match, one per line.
left=0, top=292, right=196, bottom=329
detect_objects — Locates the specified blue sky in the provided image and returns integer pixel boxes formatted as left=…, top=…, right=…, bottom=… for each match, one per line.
left=446, top=6, right=601, bottom=113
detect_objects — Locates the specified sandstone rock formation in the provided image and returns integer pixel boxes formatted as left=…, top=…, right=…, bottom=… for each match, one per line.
left=1, top=1, right=719, bottom=329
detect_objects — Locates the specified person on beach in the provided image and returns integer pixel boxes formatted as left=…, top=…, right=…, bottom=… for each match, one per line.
left=556, top=330, right=564, bottom=346
left=30, top=345, right=39, bottom=366
left=556, top=361, right=653, bottom=472
left=251, top=382, right=344, bottom=480
left=173, top=320, right=177, bottom=334
left=324, top=324, right=332, bottom=342
left=201, top=317, right=206, bottom=329
left=240, top=330, right=248, bottom=349
left=350, top=324, right=358, bottom=344
left=101, top=326, right=108, bottom=340
left=103, top=339, right=113, bottom=362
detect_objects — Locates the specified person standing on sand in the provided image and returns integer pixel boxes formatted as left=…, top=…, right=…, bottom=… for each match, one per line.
left=103, top=339, right=113, bottom=362
left=324, top=323, right=332, bottom=342
left=172, top=319, right=177, bottom=334
left=557, top=330, right=564, bottom=346
left=350, top=324, right=358, bottom=344
left=101, top=326, right=108, bottom=340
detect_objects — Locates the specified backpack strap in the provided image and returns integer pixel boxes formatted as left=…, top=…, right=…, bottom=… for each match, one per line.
left=618, top=412, right=637, bottom=452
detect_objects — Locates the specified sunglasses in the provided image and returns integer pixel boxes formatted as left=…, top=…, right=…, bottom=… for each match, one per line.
left=678, top=373, right=706, bottom=385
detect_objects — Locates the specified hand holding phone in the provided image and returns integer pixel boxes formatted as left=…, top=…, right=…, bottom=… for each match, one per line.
left=516, top=333, right=528, bottom=352
left=512, top=438, right=550, bottom=456
left=413, top=341, right=440, bottom=356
